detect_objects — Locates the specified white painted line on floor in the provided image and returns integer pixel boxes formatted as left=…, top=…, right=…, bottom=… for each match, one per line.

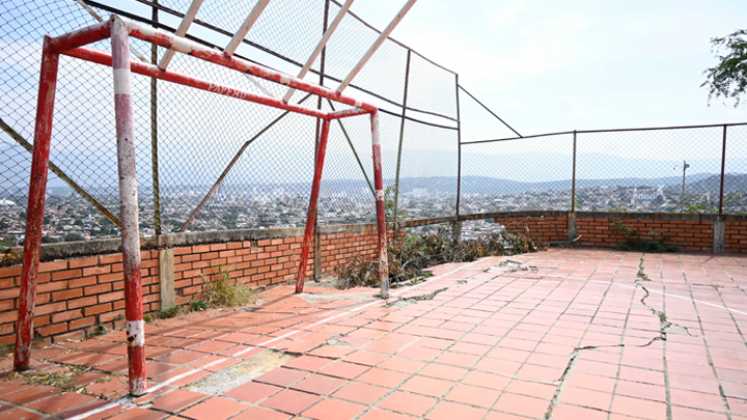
left=542, top=274, right=747, bottom=317
left=66, top=397, right=129, bottom=420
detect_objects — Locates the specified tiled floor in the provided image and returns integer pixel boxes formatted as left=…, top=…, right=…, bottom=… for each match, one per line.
left=1, top=248, right=747, bottom=420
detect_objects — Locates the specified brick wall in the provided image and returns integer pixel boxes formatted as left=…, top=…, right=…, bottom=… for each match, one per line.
left=493, top=215, right=568, bottom=243
left=725, top=222, right=747, bottom=253
left=0, top=224, right=400, bottom=346
left=576, top=218, right=713, bottom=252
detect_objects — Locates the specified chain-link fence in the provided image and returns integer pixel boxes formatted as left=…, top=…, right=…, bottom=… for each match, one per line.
left=460, top=123, right=747, bottom=216
left=0, top=0, right=460, bottom=245
left=2, top=0, right=747, bottom=249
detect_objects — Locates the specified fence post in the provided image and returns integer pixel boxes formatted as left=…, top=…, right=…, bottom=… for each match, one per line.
left=715, top=124, right=727, bottom=253
left=151, top=0, right=162, bottom=236
left=393, top=50, right=411, bottom=244
left=313, top=0, right=329, bottom=281
left=453, top=73, right=463, bottom=242
left=571, top=130, right=577, bottom=213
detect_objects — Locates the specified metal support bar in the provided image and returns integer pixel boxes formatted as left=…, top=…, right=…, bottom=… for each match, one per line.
left=296, top=118, right=332, bottom=293
left=314, top=1, right=329, bottom=282
left=0, top=118, right=121, bottom=228
left=571, top=130, right=577, bottom=212
left=457, top=85, right=522, bottom=138
left=455, top=73, right=462, bottom=217
left=179, top=94, right=314, bottom=232
left=14, top=38, right=59, bottom=372
left=111, top=19, right=146, bottom=396
left=371, top=111, right=389, bottom=299
left=74, top=0, right=149, bottom=62
left=336, top=0, right=418, bottom=94
left=326, top=99, right=375, bottom=196
left=151, top=1, right=161, bottom=235
left=393, top=50, right=411, bottom=240
left=719, top=124, right=727, bottom=216
left=283, top=0, right=354, bottom=103
left=224, top=0, right=271, bottom=57
left=158, top=0, right=203, bottom=69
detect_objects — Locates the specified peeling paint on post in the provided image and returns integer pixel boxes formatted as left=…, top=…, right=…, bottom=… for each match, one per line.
left=295, top=118, right=332, bottom=293
left=14, top=37, right=60, bottom=372
left=111, top=17, right=146, bottom=396
left=371, top=111, right=389, bottom=299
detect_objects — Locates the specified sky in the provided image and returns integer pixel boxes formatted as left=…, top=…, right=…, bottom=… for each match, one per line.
left=348, top=0, right=747, bottom=140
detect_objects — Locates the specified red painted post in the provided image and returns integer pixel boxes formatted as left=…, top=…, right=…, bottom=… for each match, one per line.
left=371, top=111, right=389, bottom=299
left=111, top=17, right=146, bottom=396
left=295, top=118, right=331, bottom=293
left=14, top=38, right=60, bottom=372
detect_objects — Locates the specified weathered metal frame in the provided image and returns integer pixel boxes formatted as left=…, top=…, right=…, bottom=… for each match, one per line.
left=14, top=14, right=389, bottom=395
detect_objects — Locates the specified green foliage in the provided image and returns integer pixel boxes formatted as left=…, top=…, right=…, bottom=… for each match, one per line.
left=189, top=299, right=208, bottom=312
left=85, top=325, right=107, bottom=340
left=384, top=185, right=406, bottom=222
left=703, top=29, right=747, bottom=107
left=611, top=223, right=679, bottom=253
left=334, top=225, right=546, bottom=289
left=156, top=305, right=183, bottom=319
left=201, top=265, right=257, bottom=308
left=64, top=233, right=85, bottom=242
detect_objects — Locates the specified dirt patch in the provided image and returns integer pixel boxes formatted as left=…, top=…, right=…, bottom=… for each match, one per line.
left=185, top=350, right=296, bottom=396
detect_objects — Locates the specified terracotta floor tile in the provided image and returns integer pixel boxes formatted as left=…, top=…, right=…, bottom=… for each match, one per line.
left=475, top=358, right=521, bottom=376
left=357, top=368, right=409, bottom=388
left=333, top=382, right=388, bottom=405
left=158, top=350, right=207, bottom=365
left=231, top=406, right=290, bottom=420
left=426, top=401, right=487, bottom=420
left=611, top=395, right=668, bottom=420
left=343, top=351, right=389, bottom=366
left=377, top=357, right=424, bottom=374
left=378, top=391, right=437, bottom=416
left=291, top=374, right=347, bottom=395
left=2, top=385, right=60, bottom=405
left=446, top=384, right=501, bottom=408
left=319, top=361, right=370, bottom=379
left=254, top=367, right=307, bottom=387
left=418, top=363, right=467, bottom=381
left=565, top=372, right=616, bottom=393
left=399, top=375, right=453, bottom=398
left=180, top=397, right=247, bottom=420
left=552, top=403, right=609, bottom=420
left=493, top=393, right=549, bottom=419
left=106, top=407, right=168, bottom=420
left=222, top=381, right=281, bottom=403
left=309, top=345, right=354, bottom=358
left=302, top=398, right=366, bottom=420
left=461, top=370, right=510, bottom=391
left=261, top=389, right=321, bottom=415
left=615, top=380, right=666, bottom=402
left=671, top=406, right=729, bottom=420
left=558, top=387, right=612, bottom=411
left=434, top=351, right=480, bottom=368
left=670, top=389, right=726, bottom=412
left=396, top=346, right=441, bottom=361
left=283, top=355, right=331, bottom=371
left=504, top=380, right=556, bottom=400
left=26, top=392, right=96, bottom=414
left=151, top=389, right=209, bottom=413
left=359, top=408, right=417, bottom=420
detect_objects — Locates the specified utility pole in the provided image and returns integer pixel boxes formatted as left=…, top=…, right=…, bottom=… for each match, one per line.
left=680, top=160, right=690, bottom=210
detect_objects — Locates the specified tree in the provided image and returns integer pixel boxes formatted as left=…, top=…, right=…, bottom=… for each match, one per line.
left=702, top=29, right=747, bottom=107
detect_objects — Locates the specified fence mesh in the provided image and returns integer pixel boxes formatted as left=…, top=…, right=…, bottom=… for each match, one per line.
left=3, top=0, right=747, bottom=251
left=0, top=0, right=458, bottom=245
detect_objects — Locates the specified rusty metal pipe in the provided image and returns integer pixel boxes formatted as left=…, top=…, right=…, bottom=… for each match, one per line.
left=14, top=38, right=60, bottom=372
left=371, top=111, right=389, bottom=299
left=295, top=118, right=331, bottom=293
left=111, top=18, right=146, bottom=396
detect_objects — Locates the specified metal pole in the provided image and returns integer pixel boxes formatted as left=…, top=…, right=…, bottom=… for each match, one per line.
left=111, top=18, right=146, bottom=396
left=571, top=130, right=577, bottom=212
left=371, top=111, right=389, bottom=299
left=457, top=85, right=522, bottom=138
left=179, top=94, right=313, bottom=232
left=681, top=160, right=689, bottom=210
left=151, top=1, right=161, bottom=236
left=296, top=118, right=331, bottom=293
left=455, top=73, right=461, bottom=217
left=719, top=125, right=727, bottom=216
left=158, top=0, right=204, bottom=69
left=393, top=50, right=411, bottom=240
left=224, top=0, right=271, bottom=57
left=314, top=0, right=330, bottom=282
left=14, top=38, right=59, bottom=372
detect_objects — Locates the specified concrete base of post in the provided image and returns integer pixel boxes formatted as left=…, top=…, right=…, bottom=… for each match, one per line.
left=159, top=249, right=175, bottom=309
left=567, top=212, right=577, bottom=242
left=713, top=218, right=725, bottom=253
left=451, top=221, right=462, bottom=244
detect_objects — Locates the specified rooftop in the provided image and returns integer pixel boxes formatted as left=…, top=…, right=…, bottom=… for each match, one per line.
left=0, top=248, right=745, bottom=420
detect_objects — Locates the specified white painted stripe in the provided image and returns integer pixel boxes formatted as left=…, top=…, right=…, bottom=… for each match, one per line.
left=112, top=69, right=132, bottom=95
left=66, top=397, right=128, bottom=420
left=232, top=346, right=257, bottom=357
left=125, top=320, right=144, bottom=347
left=375, top=190, right=384, bottom=201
